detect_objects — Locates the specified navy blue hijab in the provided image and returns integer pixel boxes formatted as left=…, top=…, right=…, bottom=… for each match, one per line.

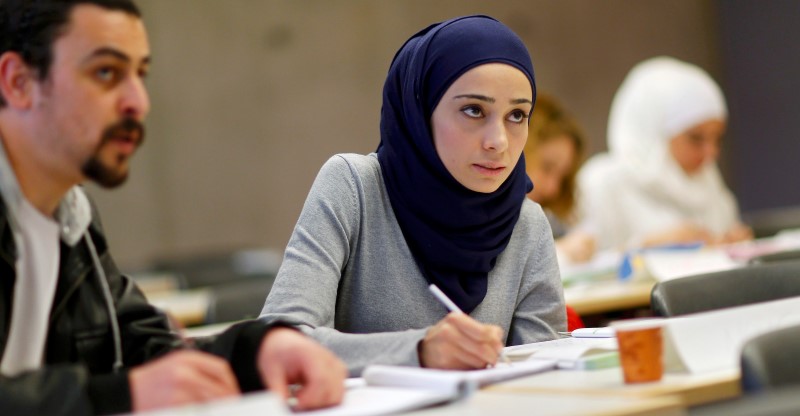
left=377, top=15, right=536, bottom=313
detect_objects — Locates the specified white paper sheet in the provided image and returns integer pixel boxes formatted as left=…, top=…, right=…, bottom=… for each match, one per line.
left=663, top=296, right=800, bottom=373
left=642, top=248, right=741, bottom=281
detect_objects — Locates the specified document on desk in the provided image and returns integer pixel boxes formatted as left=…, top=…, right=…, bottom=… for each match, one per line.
left=129, top=391, right=291, bottom=416
left=299, top=360, right=557, bottom=416
left=663, top=296, right=800, bottom=374
left=503, top=337, right=619, bottom=370
left=559, top=249, right=622, bottom=285
left=363, top=360, right=556, bottom=395
left=299, top=383, right=454, bottom=416
left=642, top=248, right=741, bottom=281
left=724, top=230, right=800, bottom=261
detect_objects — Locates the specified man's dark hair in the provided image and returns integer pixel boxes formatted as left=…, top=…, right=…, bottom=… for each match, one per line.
left=0, top=0, right=141, bottom=107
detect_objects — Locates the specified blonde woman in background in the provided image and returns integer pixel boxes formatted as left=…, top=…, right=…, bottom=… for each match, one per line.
left=524, top=94, right=596, bottom=263
left=577, top=56, right=752, bottom=250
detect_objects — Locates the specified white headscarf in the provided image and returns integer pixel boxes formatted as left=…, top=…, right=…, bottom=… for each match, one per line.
left=607, top=56, right=730, bottom=215
left=578, top=56, right=740, bottom=249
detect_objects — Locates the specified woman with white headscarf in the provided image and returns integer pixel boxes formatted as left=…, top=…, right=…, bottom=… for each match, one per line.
left=577, top=56, right=752, bottom=250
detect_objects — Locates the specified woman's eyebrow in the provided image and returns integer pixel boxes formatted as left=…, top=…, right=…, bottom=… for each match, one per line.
left=453, top=94, right=494, bottom=103
left=453, top=94, right=533, bottom=106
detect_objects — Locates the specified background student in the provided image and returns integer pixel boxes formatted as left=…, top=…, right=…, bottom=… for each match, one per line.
left=0, top=1, right=344, bottom=414
left=523, top=94, right=595, bottom=264
left=577, top=56, right=753, bottom=251
left=261, top=15, right=565, bottom=376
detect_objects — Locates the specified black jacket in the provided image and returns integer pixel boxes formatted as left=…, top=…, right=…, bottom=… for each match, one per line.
left=0, top=198, right=274, bottom=415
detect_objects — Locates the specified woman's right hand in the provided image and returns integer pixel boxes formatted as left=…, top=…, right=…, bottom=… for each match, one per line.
left=556, top=231, right=596, bottom=263
left=418, top=312, right=504, bottom=370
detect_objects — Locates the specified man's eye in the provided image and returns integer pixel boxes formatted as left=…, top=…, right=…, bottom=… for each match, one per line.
left=508, top=110, right=528, bottom=124
left=95, top=67, right=118, bottom=83
left=461, top=105, right=483, bottom=118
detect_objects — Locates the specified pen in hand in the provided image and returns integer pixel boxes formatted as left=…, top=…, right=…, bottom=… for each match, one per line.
left=427, top=284, right=512, bottom=367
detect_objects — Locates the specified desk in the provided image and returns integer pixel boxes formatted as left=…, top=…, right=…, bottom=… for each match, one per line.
left=408, top=391, right=684, bottom=416
left=489, top=368, right=740, bottom=407
left=141, top=387, right=685, bottom=416
left=564, top=279, right=655, bottom=316
left=147, top=289, right=211, bottom=326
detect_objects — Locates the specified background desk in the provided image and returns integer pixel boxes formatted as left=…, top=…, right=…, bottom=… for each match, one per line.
left=148, top=289, right=211, bottom=326
left=564, top=279, right=655, bottom=316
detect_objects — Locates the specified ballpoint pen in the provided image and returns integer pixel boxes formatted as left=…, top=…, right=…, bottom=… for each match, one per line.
left=427, top=284, right=512, bottom=366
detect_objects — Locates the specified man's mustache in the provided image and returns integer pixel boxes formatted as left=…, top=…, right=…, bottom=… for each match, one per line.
left=100, top=118, right=145, bottom=148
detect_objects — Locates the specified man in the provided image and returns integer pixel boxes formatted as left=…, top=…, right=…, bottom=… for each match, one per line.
left=0, top=0, right=345, bottom=414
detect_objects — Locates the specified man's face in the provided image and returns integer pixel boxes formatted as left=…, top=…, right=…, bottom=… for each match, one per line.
left=30, top=4, right=150, bottom=188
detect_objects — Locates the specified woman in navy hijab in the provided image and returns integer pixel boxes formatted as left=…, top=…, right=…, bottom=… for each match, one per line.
left=261, top=15, right=566, bottom=375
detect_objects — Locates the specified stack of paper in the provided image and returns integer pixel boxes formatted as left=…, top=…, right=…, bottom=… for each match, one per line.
left=504, top=337, right=619, bottom=370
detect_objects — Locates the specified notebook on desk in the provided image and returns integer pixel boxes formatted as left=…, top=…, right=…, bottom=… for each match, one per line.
left=504, top=337, right=619, bottom=370
left=300, top=360, right=557, bottom=416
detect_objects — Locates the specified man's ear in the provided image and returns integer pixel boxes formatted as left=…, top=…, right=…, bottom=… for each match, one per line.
left=0, top=52, right=35, bottom=109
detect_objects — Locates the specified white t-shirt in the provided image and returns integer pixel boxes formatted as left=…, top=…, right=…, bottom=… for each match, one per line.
left=0, top=198, right=61, bottom=376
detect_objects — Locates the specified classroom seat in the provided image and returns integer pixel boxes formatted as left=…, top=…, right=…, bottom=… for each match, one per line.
left=740, top=323, right=800, bottom=393
left=650, top=260, right=800, bottom=317
left=205, top=276, right=276, bottom=324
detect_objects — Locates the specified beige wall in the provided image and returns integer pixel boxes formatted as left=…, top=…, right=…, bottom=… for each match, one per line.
left=88, top=0, right=720, bottom=270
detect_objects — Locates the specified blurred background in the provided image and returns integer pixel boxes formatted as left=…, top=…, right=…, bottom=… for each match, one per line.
left=86, top=0, right=800, bottom=273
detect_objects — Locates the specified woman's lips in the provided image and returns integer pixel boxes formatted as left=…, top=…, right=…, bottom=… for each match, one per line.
left=472, top=163, right=506, bottom=176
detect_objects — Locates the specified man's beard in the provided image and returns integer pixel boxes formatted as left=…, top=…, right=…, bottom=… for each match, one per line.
left=82, top=118, right=145, bottom=188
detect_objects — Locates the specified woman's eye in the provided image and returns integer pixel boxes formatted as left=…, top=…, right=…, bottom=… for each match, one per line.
left=507, top=109, right=528, bottom=123
left=687, top=133, right=705, bottom=146
left=461, top=105, right=483, bottom=118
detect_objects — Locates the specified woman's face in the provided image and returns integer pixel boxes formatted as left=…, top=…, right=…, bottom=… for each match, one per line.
left=430, top=63, right=533, bottom=193
left=669, top=119, right=725, bottom=175
left=525, top=135, right=577, bottom=204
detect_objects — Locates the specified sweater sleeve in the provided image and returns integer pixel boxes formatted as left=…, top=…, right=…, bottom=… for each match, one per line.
left=508, top=202, right=567, bottom=345
left=192, top=319, right=274, bottom=392
left=260, top=155, right=429, bottom=376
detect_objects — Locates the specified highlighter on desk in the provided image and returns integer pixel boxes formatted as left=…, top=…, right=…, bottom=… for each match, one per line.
left=427, top=284, right=512, bottom=366
left=558, top=327, right=616, bottom=338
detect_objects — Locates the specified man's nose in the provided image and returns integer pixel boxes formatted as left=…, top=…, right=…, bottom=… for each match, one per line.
left=119, top=77, right=150, bottom=120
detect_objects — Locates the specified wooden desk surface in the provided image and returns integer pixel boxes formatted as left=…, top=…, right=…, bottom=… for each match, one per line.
left=409, top=391, right=685, bottom=416
left=147, top=289, right=211, bottom=327
left=564, top=278, right=656, bottom=315
left=489, top=367, right=740, bottom=407
left=150, top=386, right=686, bottom=416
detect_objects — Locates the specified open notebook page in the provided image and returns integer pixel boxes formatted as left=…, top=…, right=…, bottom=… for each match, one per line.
left=362, top=359, right=557, bottom=397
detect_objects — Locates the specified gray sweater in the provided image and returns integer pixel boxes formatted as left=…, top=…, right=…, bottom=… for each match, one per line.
left=260, top=153, right=566, bottom=375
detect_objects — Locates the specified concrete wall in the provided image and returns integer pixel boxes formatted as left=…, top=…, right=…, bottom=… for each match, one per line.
left=87, top=0, right=722, bottom=270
